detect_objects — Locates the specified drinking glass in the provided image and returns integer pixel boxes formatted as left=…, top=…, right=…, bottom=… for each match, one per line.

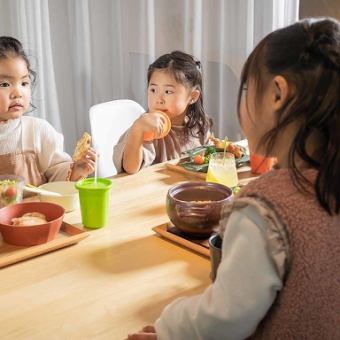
left=209, top=233, right=223, bottom=282
left=75, top=178, right=112, bottom=229
left=206, top=152, right=238, bottom=188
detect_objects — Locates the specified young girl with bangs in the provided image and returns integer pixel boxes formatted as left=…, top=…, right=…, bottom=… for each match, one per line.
left=0, top=36, right=96, bottom=186
left=128, top=17, right=340, bottom=340
left=113, top=51, right=212, bottom=174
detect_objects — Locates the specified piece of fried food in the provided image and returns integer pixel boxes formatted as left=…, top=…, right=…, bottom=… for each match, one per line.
left=209, top=136, right=228, bottom=149
left=73, top=132, right=91, bottom=161
left=209, top=136, right=244, bottom=159
left=11, top=212, right=47, bottom=226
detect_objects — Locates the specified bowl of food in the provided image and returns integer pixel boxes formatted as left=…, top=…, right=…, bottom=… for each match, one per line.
left=0, top=175, right=25, bottom=208
left=39, top=181, right=79, bottom=212
left=166, top=181, right=233, bottom=238
left=0, top=202, right=64, bottom=246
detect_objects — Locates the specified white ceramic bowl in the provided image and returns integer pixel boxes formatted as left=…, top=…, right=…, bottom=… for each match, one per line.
left=39, top=181, right=79, bottom=212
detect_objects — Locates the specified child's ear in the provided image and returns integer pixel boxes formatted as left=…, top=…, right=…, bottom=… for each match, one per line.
left=272, top=75, right=289, bottom=111
left=190, top=89, right=200, bottom=104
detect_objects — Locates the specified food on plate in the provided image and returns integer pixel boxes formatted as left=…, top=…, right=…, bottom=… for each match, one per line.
left=11, top=212, right=47, bottom=226
left=192, top=146, right=217, bottom=165
left=180, top=142, right=249, bottom=174
left=0, top=178, right=23, bottom=207
left=193, top=155, right=205, bottom=165
left=226, top=143, right=243, bottom=159
left=191, top=141, right=244, bottom=166
left=209, top=135, right=227, bottom=149
left=73, top=132, right=91, bottom=161
left=209, top=136, right=244, bottom=159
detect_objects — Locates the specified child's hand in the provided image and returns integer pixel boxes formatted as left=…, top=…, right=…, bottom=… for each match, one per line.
left=127, top=325, right=157, bottom=340
left=134, top=112, right=166, bottom=139
left=70, top=147, right=97, bottom=181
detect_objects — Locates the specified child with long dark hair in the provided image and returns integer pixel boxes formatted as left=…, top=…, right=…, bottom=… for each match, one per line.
left=113, top=51, right=212, bottom=174
left=128, top=17, right=340, bottom=340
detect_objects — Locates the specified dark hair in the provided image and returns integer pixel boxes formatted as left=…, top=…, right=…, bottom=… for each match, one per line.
left=0, top=36, right=36, bottom=87
left=147, top=50, right=211, bottom=137
left=237, top=18, right=340, bottom=215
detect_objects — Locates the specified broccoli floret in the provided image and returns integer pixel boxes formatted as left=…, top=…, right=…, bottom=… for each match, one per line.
left=205, top=146, right=216, bottom=156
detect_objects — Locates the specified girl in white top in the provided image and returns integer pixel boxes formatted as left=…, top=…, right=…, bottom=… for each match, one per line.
left=0, top=36, right=95, bottom=186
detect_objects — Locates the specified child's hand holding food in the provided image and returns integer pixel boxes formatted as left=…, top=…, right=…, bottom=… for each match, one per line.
left=133, top=112, right=170, bottom=141
left=70, top=132, right=97, bottom=181
left=70, top=147, right=97, bottom=181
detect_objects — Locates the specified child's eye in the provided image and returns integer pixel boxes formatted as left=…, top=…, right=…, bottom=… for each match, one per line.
left=149, top=88, right=156, bottom=93
left=165, top=90, right=174, bottom=94
left=22, top=81, right=30, bottom=87
left=0, top=82, right=10, bottom=88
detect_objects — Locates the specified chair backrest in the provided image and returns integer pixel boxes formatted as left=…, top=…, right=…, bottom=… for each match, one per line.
left=89, top=99, right=145, bottom=177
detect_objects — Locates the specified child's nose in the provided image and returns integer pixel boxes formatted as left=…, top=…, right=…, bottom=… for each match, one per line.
left=10, top=87, right=22, bottom=99
left=156, top=96, right=165, bottom=104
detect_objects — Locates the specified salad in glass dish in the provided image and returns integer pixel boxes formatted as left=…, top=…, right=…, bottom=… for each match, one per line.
left=0, top=175, right=25, bottom=208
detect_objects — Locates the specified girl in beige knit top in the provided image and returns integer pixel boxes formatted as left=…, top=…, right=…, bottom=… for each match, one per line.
left=113, top=51, right=212, bottom=174
left=128, top=18, right=340, bottom=340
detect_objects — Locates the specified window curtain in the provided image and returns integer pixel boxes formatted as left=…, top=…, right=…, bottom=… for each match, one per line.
left=0, top=0, right=299, bottom=153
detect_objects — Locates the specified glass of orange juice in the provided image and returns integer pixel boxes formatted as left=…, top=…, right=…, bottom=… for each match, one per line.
left=206, top=152, right=238, bottom=188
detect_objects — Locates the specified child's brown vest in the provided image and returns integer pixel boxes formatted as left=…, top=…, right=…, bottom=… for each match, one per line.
left=238, top=169, right=340, bottom=339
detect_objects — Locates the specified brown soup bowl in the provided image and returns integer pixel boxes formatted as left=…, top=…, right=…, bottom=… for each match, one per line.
left=166, top=181, right=233, bottom=238
left=0, top=202, right=64, bottom=246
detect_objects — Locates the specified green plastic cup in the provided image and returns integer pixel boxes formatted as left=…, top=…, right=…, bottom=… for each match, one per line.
left=75, top=178, right=112, bottom=229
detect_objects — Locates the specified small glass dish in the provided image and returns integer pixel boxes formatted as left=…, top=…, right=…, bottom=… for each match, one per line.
left=0, top=175, right=25, bottom=208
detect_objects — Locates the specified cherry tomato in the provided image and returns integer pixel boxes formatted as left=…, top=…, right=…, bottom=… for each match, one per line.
left=4, top=186, right=17, bottom=199
left=193, top=155, right=205, bottom=165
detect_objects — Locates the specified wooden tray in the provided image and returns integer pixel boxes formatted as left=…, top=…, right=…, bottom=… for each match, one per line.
left=153, top=222, right=211, bottom=257
left=166, top=161, right=206, bottom=179
left=166, top=160, right=257, bottom=186
left=0, top=222, right=89, bottom=268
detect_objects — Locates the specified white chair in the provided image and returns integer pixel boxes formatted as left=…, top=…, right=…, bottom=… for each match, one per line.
left=89, top=99, right=145, bottom=177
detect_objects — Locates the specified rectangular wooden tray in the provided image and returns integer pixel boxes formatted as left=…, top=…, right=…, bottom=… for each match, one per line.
left=166, top=160, right=257, bottom=186
left=0, top=222, right=89, bottom=268
left=153, top=222, right=211, bottom=257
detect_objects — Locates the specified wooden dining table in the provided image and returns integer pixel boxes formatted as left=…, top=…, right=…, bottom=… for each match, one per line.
left=0, top=161, right=255, bottom=340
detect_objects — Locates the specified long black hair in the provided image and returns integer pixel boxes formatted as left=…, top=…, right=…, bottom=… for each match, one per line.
left=237, top=18, right=340, bottom=215
left=0, top=36, right=36, bottom=86
left=147, top=50, right=211, bottom=137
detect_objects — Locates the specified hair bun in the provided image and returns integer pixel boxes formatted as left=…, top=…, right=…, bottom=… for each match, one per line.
left=301, top=20, right=340, bottom=70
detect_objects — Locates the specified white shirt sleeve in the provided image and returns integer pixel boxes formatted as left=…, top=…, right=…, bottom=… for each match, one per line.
left=155, top=205, right=284, bottom=340
left=34, top=119, right=73, bottom=181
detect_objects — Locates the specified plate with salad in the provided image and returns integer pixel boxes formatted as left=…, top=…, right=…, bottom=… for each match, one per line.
left=179, top=137, right=250, bottom=173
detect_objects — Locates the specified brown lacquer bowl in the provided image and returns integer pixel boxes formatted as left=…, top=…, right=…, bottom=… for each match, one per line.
left=0, top=202, right=64, bottom=246
left=166, top=182, right=233, bottom=238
